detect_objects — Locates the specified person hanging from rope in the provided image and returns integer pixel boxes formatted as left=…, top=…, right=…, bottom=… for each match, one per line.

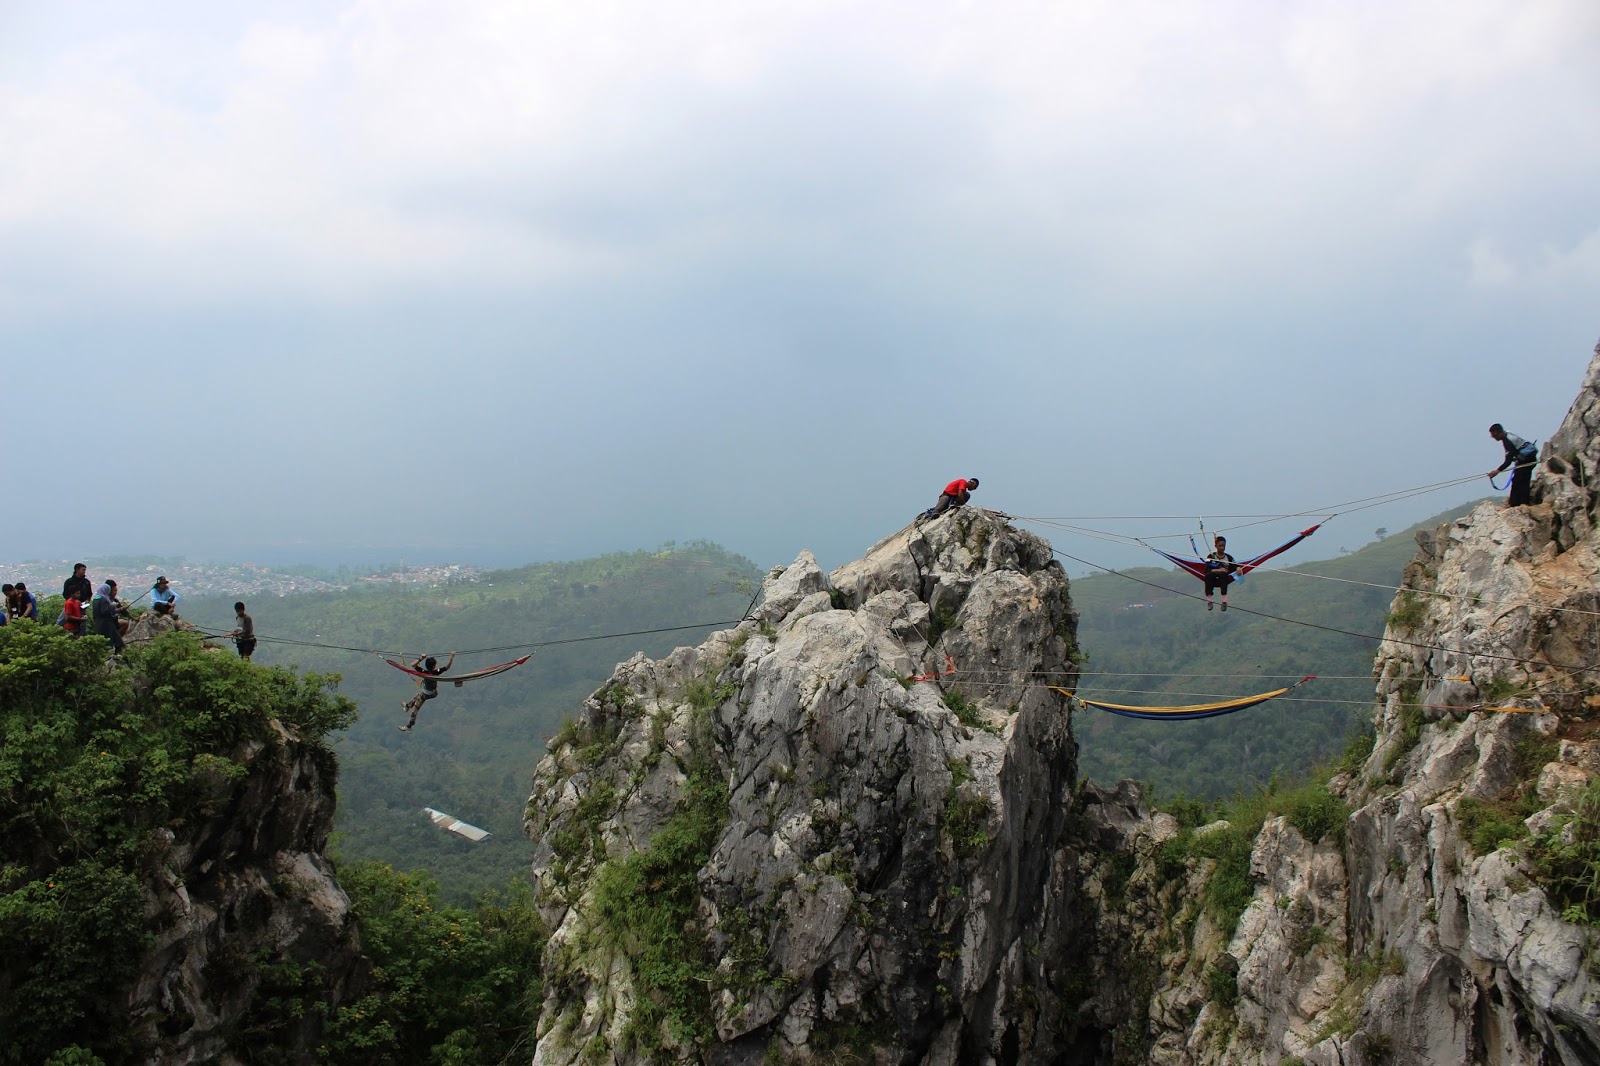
left=1487, top=423, right=1539, bottom=507
left=920, top=477, right=979, bottom=521
left=1204, top=535, right=1238, bottom=611
left=399, top=652, right=456, bottom=732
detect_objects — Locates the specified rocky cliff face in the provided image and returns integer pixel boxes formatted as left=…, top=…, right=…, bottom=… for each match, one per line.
left=523, top=509, right=1140, bottom=1063
left=522, top=342, right=1600, bottom=1066
left=134, top=721, right=366, bottom=1063
left=1111, top=341, right=1600, bottom=1065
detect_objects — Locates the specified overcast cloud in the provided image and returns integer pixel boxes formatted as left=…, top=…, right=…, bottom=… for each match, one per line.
left=2, top=1, right=1596, bottom=574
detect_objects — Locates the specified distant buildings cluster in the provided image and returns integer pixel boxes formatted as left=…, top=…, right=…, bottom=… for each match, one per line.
left=0, top=559, right=485, bottom=601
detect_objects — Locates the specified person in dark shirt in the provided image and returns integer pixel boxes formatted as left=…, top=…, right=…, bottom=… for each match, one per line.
left=13, top=583, right=38, bottom=621
left=399, top=652, right=456, bottom=732
left=62, top=563, right=93, bottom=605
left=920, top=477, right=979, bottom=521
left=92, top=580, right=127, bottom=652
left=1204, top=536, right=1238, bottom=612
left=231, top=602, right=256, bottom=661
left=1487, top=424, right=1539, bottom=507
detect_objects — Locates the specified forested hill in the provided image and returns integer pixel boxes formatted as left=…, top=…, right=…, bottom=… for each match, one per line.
left=1069, top=504, right=1480, bottom=802
left=182, top=541, right=761, bottom=902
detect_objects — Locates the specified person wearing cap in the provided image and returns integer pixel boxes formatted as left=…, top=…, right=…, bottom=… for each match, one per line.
left=1487, top=424, right=1539, bottom=507
left=92, top=580, right=127, bottom=651
left=151, top=576, right=180, bottom=616
left=920, top=477, right=980, bottom=521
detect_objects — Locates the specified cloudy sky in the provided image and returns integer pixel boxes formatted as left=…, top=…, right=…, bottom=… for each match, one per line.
left=3, top=1, right=1596, bottom=575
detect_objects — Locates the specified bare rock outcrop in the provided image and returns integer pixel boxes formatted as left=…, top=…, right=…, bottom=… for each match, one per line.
left=1120, top=339, right=1600, bottom=1065
left=132, top=721, right=367, bottom=1063
left=524, top=509, right=1114, bottom=1064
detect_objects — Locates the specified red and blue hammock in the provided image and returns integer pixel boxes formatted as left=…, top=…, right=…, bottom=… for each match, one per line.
left=1141, top=524, right=1322, bottom=584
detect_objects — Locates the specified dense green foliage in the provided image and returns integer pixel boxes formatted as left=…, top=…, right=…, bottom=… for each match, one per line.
left=321, top=863, right=545, bottom=1065
left=1155, top=773, right=1351, bottom=937
left=590, top=760, right=729, bottom=1053
left=1072, top=507, right=1476, bottom=801
left=178, top=542, right=759, bottom=901
left=1528, top=780, right=1600, bottom=926
left=0, top=622, right=353, bottom=1065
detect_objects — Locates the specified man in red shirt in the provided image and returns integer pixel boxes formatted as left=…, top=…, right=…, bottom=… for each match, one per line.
left=921, top=477, right=979, bottom=521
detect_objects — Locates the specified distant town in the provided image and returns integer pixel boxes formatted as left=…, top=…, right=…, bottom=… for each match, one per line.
left=1, top=558, right=486, bottom=601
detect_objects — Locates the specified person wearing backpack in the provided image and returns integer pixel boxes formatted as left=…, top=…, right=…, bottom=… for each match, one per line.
left=1488, top=424, right=1539, bottom=507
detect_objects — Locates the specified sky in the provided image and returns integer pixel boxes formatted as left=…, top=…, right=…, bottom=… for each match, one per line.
left=2, top=0, right=1597, bottom=576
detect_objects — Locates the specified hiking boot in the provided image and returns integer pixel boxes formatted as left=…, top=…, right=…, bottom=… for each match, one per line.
left=1220, top=602, right=1228, bottom=612
left=1207, top=600, right=1214, bottom=611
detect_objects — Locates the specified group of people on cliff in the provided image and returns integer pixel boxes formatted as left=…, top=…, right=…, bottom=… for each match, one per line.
left=2, top=565, right=255, bottom=661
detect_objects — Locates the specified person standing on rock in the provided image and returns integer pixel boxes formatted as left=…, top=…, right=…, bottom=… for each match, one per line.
left=399, top=652, right=455, bottom=732
left=62, top=563, right=92, bottom=605
left=230, top=601, right=256, bottom=661
left=1487, top=424, right=1539, bottom=507
left=920, top=477, right=979, bottom=521
left=92, top=580, right=127, bottom=652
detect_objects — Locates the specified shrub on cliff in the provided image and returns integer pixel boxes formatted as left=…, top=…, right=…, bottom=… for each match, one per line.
left=0, top=624, right=354, bottom=1064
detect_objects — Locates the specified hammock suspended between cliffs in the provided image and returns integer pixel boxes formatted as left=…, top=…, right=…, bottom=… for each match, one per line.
left=384, top=655, right=531, bottom=688
left=1050, top=676, right=1316, bottom=721
left=1141, top=524, right=1324, bottom=583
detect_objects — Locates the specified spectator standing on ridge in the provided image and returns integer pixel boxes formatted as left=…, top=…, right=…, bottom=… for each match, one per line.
left=62, top=563, right=92, bottom=606
left=92, top=580, right=127, bottom=652
left=920, top=477, right=979, bottom=521
left=150, top=576, right=180, bottom=616
left=1204, top=535, right=1239, bottom=612
left=62, top=594, right=86, bottom=637
left=59, top=563, right=93, bottom=626
left=231, top=602, right=256, bottom=661
left=1, top=584, right=14, bottom=623
left=1487, top=424, right=1539, bottom=507
left=399, top=652, right=456, bottom=733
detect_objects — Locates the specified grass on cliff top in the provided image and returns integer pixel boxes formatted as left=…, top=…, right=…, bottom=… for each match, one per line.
left=0, top=623, right=354, bottom=1065
left=1156, top=770, right=1351, bottom=937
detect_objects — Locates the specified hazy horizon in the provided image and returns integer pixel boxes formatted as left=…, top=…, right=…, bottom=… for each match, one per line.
left=4, top=2, right=1594, bottom=578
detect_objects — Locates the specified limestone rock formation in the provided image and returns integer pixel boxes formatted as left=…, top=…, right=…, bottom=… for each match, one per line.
left=522, top=338, right=1600, bottom=1066
left=1112, top=340, right=1600, bottom=1065
left=132, top=720, right=367, bottom=1063
left=524, top=509, right=1106, bottom=1063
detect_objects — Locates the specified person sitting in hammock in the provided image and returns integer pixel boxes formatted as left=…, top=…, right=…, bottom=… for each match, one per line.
left=1205, top=536, right=1237, bottom=612
left=399, top=652, right=455, bottom=732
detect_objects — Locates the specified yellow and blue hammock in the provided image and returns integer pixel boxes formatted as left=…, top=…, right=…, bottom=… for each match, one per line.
left=1051, top=675, right=1316, bottom=721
